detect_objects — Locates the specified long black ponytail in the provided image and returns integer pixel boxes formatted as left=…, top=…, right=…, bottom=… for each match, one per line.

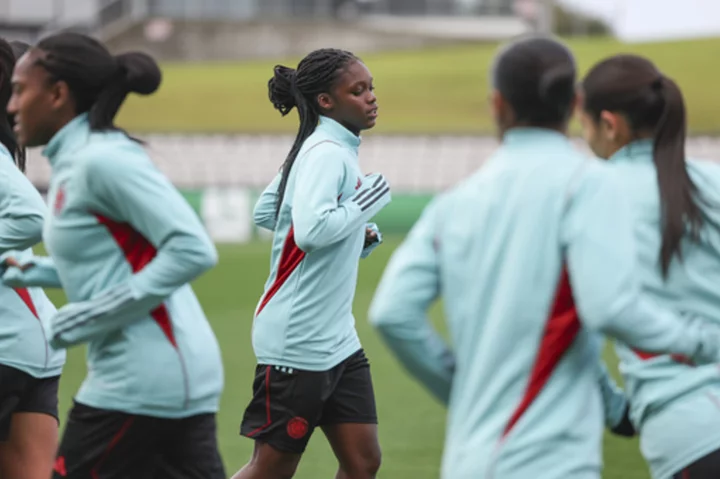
left=268, top=48, right=358, bottom=218
left=583, top=55, right=706, bottom=277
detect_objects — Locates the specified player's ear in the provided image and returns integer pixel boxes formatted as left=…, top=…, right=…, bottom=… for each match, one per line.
left=318, top=93, right=334, bottom=112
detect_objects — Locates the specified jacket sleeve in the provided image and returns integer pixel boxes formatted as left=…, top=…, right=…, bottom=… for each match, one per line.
left=254, top=174, right=281, bottom=231
left=49, top=151, right=217, bottom=348
left=369, top=197, right=454, bottom=404
left=563, top=164, right=720, bottom=365
left=1, top=253, right=62, bottom=288
left=291, top=144, right=391, bottom=252
left=0, top=155, right=46, bottom=253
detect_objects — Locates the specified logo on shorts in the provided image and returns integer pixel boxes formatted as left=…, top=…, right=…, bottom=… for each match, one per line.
left=54, top=456, right=67, bottom=476
left=287, top=417, right=309, bottom=440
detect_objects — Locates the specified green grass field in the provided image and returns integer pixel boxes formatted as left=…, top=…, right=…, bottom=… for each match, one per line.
left=117, top=36, right=720, bottom=136
left=45, top=238, right=650, bottom=478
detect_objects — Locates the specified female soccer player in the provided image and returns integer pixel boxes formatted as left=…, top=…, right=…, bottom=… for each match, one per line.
left=369, top=36, right=720, bottom=479
left=579, top=54, right=720, bottom=479
left=233, top=49, right=389, bottom=479
left=3, top=32, right=225, bottom=478
left=0, top=38, right=65, bottom=479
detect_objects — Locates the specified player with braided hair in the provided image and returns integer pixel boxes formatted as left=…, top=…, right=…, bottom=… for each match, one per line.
left=234, top=48, right=389, bottom=479
left=4, top=32, right=224, bottom=478
left=0, top=37, right=66, bottom=479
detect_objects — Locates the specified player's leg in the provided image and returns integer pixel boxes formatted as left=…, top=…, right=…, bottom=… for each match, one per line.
left=322, top=424, right=381, bottom=479
left=319, top=350, right=381, bottom=479
left=1, top=412, right=58, bottom=479
left=672, top=448, right=720, bottom=478
left=0, top=364, right=31, bottom=477
left=155, top=413, right=225, bottom=479
left=0, top=375, right=59, bottom=479
left=232, top=441, right=302, bottom=479
left=53, top=401, right=157, bottom=479
left=232, top=365, right=326, bottom=479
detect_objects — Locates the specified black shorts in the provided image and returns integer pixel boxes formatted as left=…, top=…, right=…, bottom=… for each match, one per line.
left=0, top=364, right=59, bottom=441
left=673, top=447, right=720, bottom=478
left=240, top=348, right=378, bottom=454
left=53, top=402, right=225, bottom=479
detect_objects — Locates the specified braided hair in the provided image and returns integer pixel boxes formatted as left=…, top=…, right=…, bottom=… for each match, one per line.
left=0, top=38, right=25, bottom=170
left=33, top=32, right=161, bottom=136
left=268, top=48, right=359, bottom=218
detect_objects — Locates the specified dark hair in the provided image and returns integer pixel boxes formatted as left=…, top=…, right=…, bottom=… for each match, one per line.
left=0, top=39, right=25, bottom=170
left=33, top=32, right=161, bottom=134
left=582, top=54, right=705, bottom=277
left=9, top=40, right=29, bottom=59
left=493, top=36, right=576, bottom=127
left=269, top=48, right=359, bottom=218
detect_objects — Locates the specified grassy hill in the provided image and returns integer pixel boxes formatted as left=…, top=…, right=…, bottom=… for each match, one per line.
left=117, top=36, right=720, bottom=135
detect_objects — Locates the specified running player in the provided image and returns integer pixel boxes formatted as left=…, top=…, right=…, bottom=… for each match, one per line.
left=579, top=54, right=720, bottom=479
left=233, top=49, right=389, bottom=479
left=369, top=36, right=720, bottom=479
left=0, top=37, right=65, bottom=479
left=3, top=32, right=225, bottom=478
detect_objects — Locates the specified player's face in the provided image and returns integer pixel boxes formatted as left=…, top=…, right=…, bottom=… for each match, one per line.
left=577, top=109, right=608, bottom=159
left=8, top=51, right=70, bottom=148
left=489, top=89, right=515, bottom=139
left=577, top=107, right=622, bottom=159
left=576, top=93, right=634, bottom=160
left=319, top=61, right=378, bottom=135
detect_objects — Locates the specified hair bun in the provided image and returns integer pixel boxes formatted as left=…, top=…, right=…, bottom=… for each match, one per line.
left=115, top=52, right=161, bottom=95
left=538, top=64, right=576, bottom=104
left=651, top=76, right=664, bottom=92
left=268, top=65, right=298, bottom=116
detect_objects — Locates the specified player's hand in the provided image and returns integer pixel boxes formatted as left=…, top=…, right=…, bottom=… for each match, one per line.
left=0, top=252, right=35, bottom=282
left=364, top=226, right=379, bottom=248
left=610, top=405, right=636, bottom=438
left=1, top=256, right=34, bottom=271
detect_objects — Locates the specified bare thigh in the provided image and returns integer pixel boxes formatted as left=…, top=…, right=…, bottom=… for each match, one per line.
left=0, top=412, right=58, bottom=479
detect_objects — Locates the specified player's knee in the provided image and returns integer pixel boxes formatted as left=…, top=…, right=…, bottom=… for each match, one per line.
left=250, top=444, right=301, bottom=479
left=345, top=447, right=382, bottom=477
left=273, top=459, right=300, bottom=479
left=366, top=447, right=382, bottom=475
left=238, top=460, right=299, bottom=479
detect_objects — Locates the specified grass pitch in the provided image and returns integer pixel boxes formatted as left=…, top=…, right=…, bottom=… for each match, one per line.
left=49, top=238, right=649, bottom=478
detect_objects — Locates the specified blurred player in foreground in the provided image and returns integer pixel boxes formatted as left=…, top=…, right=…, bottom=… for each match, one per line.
left=233, top=48, right=389, bottom=479
left=3, top=33, right=225, bottom=478
left=369, top=35, right=720, bottom=479
left=579, top=54, right=720, bottom=479
left=0, top=38, right=65, bottom=479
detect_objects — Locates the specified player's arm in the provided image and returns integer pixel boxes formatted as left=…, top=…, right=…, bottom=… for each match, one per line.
left=292, top=145, right=391, bottom=252
left=596, top=360, right=634, bottom=437
left=369, top=198, right=455, bottom=405
left=253, top=174, right=281, bottom=231
left=49, top=152, right=218, bottom=348
left=0, top=160, right=45, bottom=252
left=0, top=162, right=63, bottom=288
left=563, top=165, right=720, bottom=364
